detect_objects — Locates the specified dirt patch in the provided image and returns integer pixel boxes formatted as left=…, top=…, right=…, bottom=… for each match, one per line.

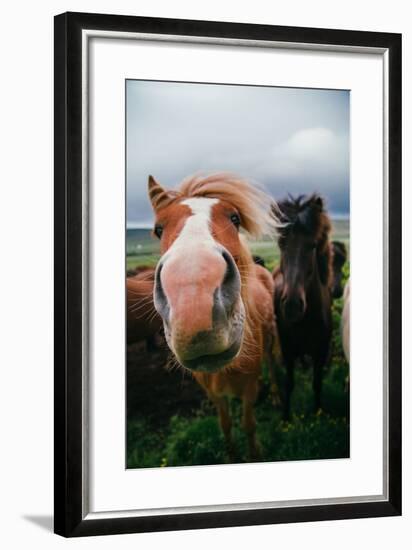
left=127, top=341, right=205, bottom=429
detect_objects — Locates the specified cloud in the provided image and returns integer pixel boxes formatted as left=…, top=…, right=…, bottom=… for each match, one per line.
left=255, top=127, right=348, bottom=184
left=126, top=81, right=350, bottom=224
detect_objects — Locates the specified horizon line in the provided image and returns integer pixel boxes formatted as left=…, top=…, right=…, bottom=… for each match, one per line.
left=127, top=212, right=350, bottom=229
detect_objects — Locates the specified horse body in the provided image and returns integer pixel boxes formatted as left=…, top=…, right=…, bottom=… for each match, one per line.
left=341, top=279, right=350, bottom=363
left=273, top=194, right=333, bottom=419
left=274, top=270, right=332, bottom=358
left=127, top=270, right=162, bottom=348
left=147, top=173, right=278, bottom=458
left=331, top=241, right=347, bottom=299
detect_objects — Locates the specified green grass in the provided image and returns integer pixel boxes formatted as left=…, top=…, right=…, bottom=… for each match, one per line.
left=126, top=284, right=350, bottom=469
left=127, top=345, right=349, bottom=468
left=126, top=219, right=350, bottom=468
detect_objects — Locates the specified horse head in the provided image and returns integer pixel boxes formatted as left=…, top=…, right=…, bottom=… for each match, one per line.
left=148, top=173, right=277, bottom=372
left=276, top=194, right=332, bottom=323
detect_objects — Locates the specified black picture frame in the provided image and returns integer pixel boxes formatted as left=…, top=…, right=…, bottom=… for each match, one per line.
left=54, top=11, right=402, bottom=537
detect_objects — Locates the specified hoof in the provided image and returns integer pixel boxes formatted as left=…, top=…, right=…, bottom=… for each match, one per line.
left=248, top=441, right=262, bottom=462
left=226, top=442, right=236, bottom=463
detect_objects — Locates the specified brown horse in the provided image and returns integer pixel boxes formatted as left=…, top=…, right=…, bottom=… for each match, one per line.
left=147, top=173, right=279, bottom=459
left=126, top=269, right=163, bottom=348
left=127, top=265, right=156, bottom=278
left=273, top=194, right=333, bottom=420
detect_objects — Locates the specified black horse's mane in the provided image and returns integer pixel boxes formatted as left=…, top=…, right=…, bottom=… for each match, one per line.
left=274, top=193, right=326, bottom=236
left=273, top=193, right=332, bottom=286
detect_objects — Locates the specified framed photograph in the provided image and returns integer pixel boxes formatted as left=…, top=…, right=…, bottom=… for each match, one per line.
left=54, top=12, right=402, bottom=537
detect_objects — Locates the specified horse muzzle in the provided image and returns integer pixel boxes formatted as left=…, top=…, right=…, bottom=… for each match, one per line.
left=281, top=294, right=306, bottom=324
left=154, top=245, right=245, bottom=371
left=178, top=335, right=243, bottom=372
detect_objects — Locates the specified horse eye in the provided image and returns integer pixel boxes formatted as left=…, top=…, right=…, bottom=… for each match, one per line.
left=230, top=213, right=241, bottom=228
left=154, top=225, right=163, bottom=239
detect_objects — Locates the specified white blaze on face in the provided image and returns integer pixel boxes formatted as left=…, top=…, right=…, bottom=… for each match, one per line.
left=155, top=196, right=246, bottom=366
left=157, top=196, right=223, bottom=341
left=168, top=197, right=219, bottom=254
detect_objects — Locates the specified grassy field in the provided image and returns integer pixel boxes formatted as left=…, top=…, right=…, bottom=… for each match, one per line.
left=126, top=219, right=349, bottom=272
left=126, top=219, right=350, bottom=468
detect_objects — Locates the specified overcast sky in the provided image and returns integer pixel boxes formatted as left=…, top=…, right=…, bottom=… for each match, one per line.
left=126, top=80, right=349, bottom=227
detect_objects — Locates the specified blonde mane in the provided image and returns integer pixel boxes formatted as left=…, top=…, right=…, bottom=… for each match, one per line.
left=177, top=172, right=279, bottom=238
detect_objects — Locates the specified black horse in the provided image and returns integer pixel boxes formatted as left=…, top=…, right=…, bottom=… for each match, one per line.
left=273, top=194, right=333, bottom=420
left=331, top=241, right=347, bottom=299
left=253, top=255, right=266, bottom=268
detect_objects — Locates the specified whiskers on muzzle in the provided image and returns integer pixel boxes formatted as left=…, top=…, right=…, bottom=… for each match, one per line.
left=153, top=245, right=245, bottom=372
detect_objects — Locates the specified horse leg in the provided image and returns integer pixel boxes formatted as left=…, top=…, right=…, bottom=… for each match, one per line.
left=283, top=358, right=295, bottom=421
left=210, top=395, right=234, bottom=461
left=312, top=339, right=331, bottom=413
left=241, top=381, right=260, bottom=460
left=313, top=361, right=323, bottom=413
left=266, top=322, right=282, bottom=407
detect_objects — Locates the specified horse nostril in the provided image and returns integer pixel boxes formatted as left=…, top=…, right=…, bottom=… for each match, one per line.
left=283, top=295, right=305, bottom=322
left=221, top=250, right=237, bottom=285
left=219, top=249, right=241, bottom=312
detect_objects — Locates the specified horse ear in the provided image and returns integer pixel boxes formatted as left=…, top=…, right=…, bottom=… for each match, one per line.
left=148, top=175, right=172, bottom=212
left=314, top=196, right=324, bottom=210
